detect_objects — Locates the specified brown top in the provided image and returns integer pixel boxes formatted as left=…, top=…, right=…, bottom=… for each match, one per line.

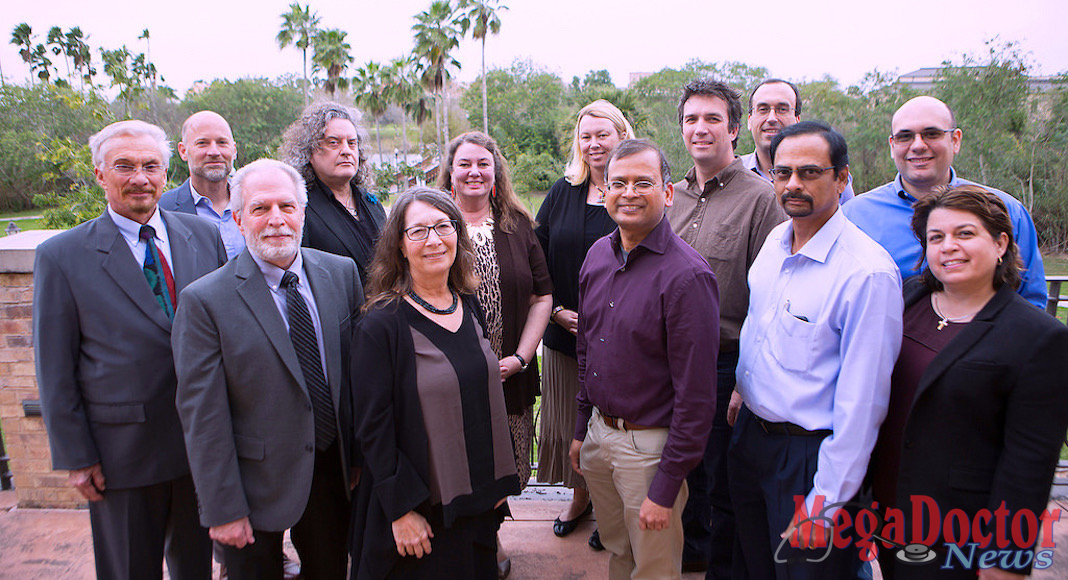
left=667, top=158, right=785, bottom=347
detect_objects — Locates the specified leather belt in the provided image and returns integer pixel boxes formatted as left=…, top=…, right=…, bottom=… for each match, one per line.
left=752, top=413, right=831, bottom=437
left=600, top=411, right=657, bottom=431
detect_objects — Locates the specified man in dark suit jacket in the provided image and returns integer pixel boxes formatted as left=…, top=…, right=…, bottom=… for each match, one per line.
left=34, top=120, right=226, bottom=579
left=173, top=158, right=362, bottom=580
left=160, top=110, right=245, bottom=260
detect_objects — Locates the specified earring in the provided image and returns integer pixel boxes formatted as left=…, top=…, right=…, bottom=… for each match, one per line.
left=998, top=255, right=1003, bottom=265
left=492, top=185, right=497, bottom=199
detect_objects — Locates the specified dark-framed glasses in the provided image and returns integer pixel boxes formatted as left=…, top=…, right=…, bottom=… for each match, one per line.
left=110, top=163, right=166, bottom=176
left=890, top=128, right=954, bottom=145
left=769, top=166, right=836, bottom=182
left=751, top=104, right=794, bottom=117
left=405, top=220, right=458, bottom=241
left=607, top=179, right=658, bottom=195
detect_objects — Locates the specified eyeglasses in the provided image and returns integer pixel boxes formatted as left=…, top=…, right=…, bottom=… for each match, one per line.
left=404, top=220, right=458, bottom=241
left=607, top=180, right=659, bottom=195
left=110, top=163, right=165, bottom=176
left=890, top=128, right=954, bottom=145
left=751, top=104, right=795, bottom=117
left=769, top=166, right=836, bottom=181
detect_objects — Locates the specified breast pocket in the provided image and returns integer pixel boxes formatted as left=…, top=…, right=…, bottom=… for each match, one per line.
left=768, top=307, right=816, bottom=373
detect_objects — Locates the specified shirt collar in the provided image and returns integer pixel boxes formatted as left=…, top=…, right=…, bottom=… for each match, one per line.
left=108, top=204, right=165, bottom=245
left=781, top=208, right=846, bottom=264
left=683, top=157, right=745, bottom=194
left=894, top=167, right=959, bottom=202
left=189, top=181, right=232, bottom=216
left=250, top=248, right=305, bottom=291
left=609, top=215, right=671, bottom=260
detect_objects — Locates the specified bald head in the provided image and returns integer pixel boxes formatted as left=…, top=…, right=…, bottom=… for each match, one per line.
left=178, top=111, right=237, bottom=184
left=889, top=96, right=962, bottom=197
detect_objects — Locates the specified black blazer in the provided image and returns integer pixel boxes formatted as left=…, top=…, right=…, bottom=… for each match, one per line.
left=883, top=278, right=1068, bottom=578
left=301, top=177, right=386, bottom=285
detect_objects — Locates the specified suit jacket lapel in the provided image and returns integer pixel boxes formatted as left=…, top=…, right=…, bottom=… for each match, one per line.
left=302, top=249, right=343, bottom=409
left=177, top=182, right=197, bottom=214
left=909, top=285, right=1014, bottom=409
left=233, top=251, right=307, bottom=394
left=95, top=212, right=172, bottom=332
left=307, top=179, right=363, bottom=260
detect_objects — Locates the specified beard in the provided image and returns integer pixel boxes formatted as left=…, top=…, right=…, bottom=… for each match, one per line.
left=246, top=224, right=303, bottom=265
left=780, top=191, right=814, bottom=218
left=192, top=163, right=231, bottom=183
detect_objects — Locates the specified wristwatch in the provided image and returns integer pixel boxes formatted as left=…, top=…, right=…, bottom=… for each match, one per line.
left=551, top=305, right=565, bottom=323
left=513, top=353, right=529, bottom=372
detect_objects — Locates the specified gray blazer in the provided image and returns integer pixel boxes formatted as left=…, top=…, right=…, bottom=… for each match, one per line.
left=159, top=180, right=197, bottom=214
left=33, top=209, right=227, bottom=490
left=173, top=248, right=363, bottom=531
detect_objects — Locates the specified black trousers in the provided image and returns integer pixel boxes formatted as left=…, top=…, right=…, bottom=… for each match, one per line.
left=728, top=406, right=860, bottom=580
left=87, top=472, right=212, bottom=580
left=222, top=443, right=351, bottom=580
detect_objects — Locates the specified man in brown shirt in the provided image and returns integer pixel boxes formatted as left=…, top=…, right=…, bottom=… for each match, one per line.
left=667, top=78, right=785, bottom=578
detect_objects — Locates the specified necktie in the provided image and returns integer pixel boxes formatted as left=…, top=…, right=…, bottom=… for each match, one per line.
left=281, top=270, right=337, bottom=450
left=139, top=225, right=176, bottom=319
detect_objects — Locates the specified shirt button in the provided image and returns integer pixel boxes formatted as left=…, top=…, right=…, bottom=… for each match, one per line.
left=593, top=372, right=598, bottom=377
left=305, top=444, right=314, bottom=452
left=599, top=337, right=605, bottom=342
left=609, top=301, right=614, bottom=307
left=692, top=223, right=698, bottom=228
left=744, top=371, right=750, bottom=377
left=699, top=198, right=706, bottom=203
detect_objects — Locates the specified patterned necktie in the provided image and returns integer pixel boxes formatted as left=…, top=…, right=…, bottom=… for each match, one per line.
left=139, top=225, right=176, bottom=319
left=281, top=270, right=336, bottom=450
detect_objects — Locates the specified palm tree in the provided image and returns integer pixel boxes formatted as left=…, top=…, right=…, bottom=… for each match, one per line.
left=456, top=0, right=506, bottom=133
left=10, top=23, right=35, bottom=83
left=46, top=27, right=72, bottom=84
left=65, top=27, right=94, bottom=90
left=353, top=61, right=390, bottom=157
left=312, top=28, right=353, bottom=99
left=386, top=56, right=420, bottom=158
left=411, top=0, right=463, bottom=158
left=277, top=3, right=320, bottom=106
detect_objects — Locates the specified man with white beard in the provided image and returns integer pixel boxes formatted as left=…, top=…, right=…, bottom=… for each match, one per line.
left=161, top=111, right=245, bottom=259
left=173, top=159, right=363, bottom=579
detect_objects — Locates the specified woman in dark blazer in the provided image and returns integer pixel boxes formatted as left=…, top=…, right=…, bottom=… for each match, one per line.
left=279, top=102, right=386, bottom=286
left=534, top=100, right=634, bottom=543
left=870, top=185, right=1068, bottom=579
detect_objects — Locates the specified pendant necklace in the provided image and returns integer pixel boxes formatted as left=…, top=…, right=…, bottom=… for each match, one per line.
left=408, top=290, right=458, bottom=315
left=932, top=294, right=977, bottom=331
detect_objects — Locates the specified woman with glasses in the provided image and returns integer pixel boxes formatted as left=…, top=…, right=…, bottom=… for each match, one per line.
left=533, top=100, right=634, bottom=548
left=437, top=131, right=552, bottom=578
left=350, top=187, right=520, bottom=580
left=869, top=185, right=1068, bottom=579
left=279, top=102, right=386, bottom=286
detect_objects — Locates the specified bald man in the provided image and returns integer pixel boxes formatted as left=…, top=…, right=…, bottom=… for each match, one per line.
left=161, top=111, right=245, bottom=259
left=842, top=95, right=1047, bottom=308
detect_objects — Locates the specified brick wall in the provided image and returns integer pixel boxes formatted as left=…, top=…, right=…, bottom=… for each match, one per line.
left=0, top=231, right=83, bottom=508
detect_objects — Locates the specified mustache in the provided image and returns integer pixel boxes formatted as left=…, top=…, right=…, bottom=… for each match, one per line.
left=258, top=226, right=296, bottom=239
left=780, top=192, right=813, bottom=204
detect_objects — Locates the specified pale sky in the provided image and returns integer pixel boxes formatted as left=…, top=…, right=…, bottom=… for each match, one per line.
left=3, top=0, right=1066, bottom=96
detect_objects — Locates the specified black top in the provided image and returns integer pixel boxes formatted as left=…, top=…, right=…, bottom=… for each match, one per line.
left=301, top=176, right=387, bottom=287
left=534, top=177, right=616, bottom=357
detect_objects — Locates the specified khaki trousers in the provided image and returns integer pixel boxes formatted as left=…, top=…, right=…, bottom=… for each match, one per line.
left=580, top=408, right=688, bottom=580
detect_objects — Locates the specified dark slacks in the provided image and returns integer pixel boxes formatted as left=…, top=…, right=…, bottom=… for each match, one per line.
left=680, top=350, right=737, bottom=580
left=222, top=443, right=350, bottom=580
left=87, top=472, right=212, bottom=580
left=389, top=506, right=502, bottom=580
left=728, top=406, right=860, bottom=580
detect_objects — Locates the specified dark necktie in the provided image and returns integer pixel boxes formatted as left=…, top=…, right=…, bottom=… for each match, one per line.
left=139, top=225, right=176, bottom=319
left=281, top=270, right=336, bottom=450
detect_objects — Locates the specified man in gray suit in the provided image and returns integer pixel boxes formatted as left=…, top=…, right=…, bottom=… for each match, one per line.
left=34, top=120, right=226, bottom=579
left=173, top=158, right=362, bottom=580
left=160, top=110, right=244, bottom=259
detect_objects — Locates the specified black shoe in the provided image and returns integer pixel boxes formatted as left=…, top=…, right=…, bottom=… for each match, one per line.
left=588, top=528, right=605, bottom=551
left=553, top=501, right=593, bottom=537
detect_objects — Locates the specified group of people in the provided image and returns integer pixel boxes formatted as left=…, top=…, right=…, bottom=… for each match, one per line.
left=31, top=74, right=1067, bottom=580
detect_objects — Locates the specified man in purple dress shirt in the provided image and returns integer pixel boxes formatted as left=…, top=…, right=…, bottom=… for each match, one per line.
left=569, top=139, right=720, bottom=580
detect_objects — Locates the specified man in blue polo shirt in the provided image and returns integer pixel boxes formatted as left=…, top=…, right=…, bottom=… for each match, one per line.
left=842, top=95, right=1046, bottom=308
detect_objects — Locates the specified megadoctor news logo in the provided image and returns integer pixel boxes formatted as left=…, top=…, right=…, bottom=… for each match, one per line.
left=774, top=495, right=1060, bottom=571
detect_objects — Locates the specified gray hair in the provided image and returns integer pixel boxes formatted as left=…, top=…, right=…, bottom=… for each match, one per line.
left=277, top=102, right=373, bottom=189
left=231, top=159, right=308, bottom=214
left=89, top=120, right=171, bottom=170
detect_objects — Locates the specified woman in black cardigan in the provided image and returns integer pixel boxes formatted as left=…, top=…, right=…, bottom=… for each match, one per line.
left=279, top=102, right=386, bottom=286
left=870, top=185, right=1068, bottom=579
left=534, top=100, right=635, bottom=544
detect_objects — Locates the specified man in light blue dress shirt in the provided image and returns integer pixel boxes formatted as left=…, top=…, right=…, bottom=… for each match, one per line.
left=842, top=95, right=1046, bottom=308
left=730, top=121, right=902, bottom=579
left=160, top=111, right=245, bottom=259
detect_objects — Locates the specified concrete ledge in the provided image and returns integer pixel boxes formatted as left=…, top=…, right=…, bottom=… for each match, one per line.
left=0, top=230, right=65, bottom=273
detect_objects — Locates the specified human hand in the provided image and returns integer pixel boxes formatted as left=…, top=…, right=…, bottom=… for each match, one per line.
left=555, top=309, right=579, bottom=336
left=568, top=439, right=584, bottom=476
left=392, top=511, right=434, bottom=558
left=69, top=464, right=106, bottom=501
left=727, top=390, right=744, bottom=427
left=780, top=507, right=832, bottom=549
left=639, top=497, right=672, bottom=531
left=499, top=356, right=522, bottom=380
left=350, top=466, right=362, bottom=490
left=211, top=517, right=255, bottom=548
